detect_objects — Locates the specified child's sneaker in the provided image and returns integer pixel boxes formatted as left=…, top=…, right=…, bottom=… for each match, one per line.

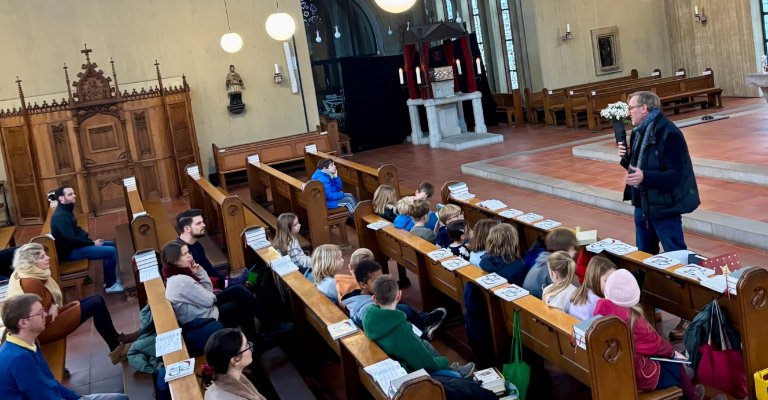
left=450, top=361, right=475, bottom=378
left=424, top=307, right=447, bottom=341
left=105, top=282, right=125, bottom=294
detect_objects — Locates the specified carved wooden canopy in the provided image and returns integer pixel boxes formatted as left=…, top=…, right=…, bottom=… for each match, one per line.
left=72, top=44, right=117, bottom=105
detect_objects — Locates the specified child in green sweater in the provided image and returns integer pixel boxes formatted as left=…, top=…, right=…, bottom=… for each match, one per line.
left=362, top=274, right=474, bottom=378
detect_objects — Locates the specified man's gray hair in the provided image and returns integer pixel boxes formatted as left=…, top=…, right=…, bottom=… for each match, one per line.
left=629, top=91, right=660, bottom=111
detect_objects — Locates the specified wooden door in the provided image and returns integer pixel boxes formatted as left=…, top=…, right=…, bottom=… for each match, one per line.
left=1, top=125, right=44, bottom=224
left=78, top=113, right=131, bottom=215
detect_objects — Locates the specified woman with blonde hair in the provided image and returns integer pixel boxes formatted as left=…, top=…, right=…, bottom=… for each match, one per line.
left=567, top=256, right=616, bottom=320
left=6, top=243, right=136, bottom=364
left=541, top=251, right=578, bottom=311
left=311, top=244, right=344, bottom=303
left=271, top=213, right=312, bottom=273
left=373, top=185, right=398, bottom=222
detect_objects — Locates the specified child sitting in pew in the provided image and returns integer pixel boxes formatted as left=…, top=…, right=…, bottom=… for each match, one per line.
left=479, top=224, right=526, bottom=286
left=342, top=259, right=447, bottom=340
left=336, top=248, right=373, bottom=304
left=435, top=204, right=463, bottom=247
left=393, top=196, right=416, bottom=231
left=541, top=251, right=578, bottom=311
left=312, top=159, right=357, bottom=213
left=467, top=219, right=500, bottom=266
left=523, top=228, right=578, bottom=299
left=446, top=219, right=472, bottom=260
left=409, top=201, right=437, bottom=244
left=566, top=256, right=616, bottom=320
left=594, top=269, right=704, bottom=400
left=272, top=213, right=312, bottom=274
left=372, top=185, right=398, bottom=222
left=413, top=181, right=439, bottom=230
left=364, top=274, right=474, bottom=377
left=311, top=244, right=344, bottom=304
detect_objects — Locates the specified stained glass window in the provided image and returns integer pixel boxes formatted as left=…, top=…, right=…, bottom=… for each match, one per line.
left=498, top=0, right=518, bottom=89
left=469, top=0, right=487, bottom=66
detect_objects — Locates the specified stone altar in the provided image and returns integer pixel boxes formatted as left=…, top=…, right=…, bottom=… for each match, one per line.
left=745, top=73, right=768, bottom=103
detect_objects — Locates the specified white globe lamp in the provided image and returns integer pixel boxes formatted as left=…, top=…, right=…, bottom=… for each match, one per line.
left=374, top=0, right=417, bottom=13
left=220, top=32, right=243, bottom=53
left=266, top=12, right=296, bottom=41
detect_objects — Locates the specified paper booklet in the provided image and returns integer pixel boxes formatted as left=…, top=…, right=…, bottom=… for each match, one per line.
left=700, top=275, right=726, bottom=294
left=493, top=285, right=530, bottom=302
left=327, top=319, right=358, bottom=340
left=451, top=192, right=476, bottom=201
left=244, top=227, right=271, bottom=251
left=674, top=265, right=715, bottom=281
left=305, top=143, right=318, bottom=154
left=473, top=368, right=506, bottom=395
left=475, top=273, right=508, bottom=290
left=498, top=208, right=524, bottom=218
left=573, top=315, right=602, bottom=350
left=270, top=255, right=299, bottom=276
left=576, top=230, right=598, bottom=246
left=132, top=211, right=147, bottom=220
left=586, top=238, right=620, bottom=254
left=534, top=219, right=561, bottom=230
left=155, top=328, right=183, bottom=357
left=516, top=213, right=543, bottom=223
left=603, top=242, right=638, bottom=256
left=642, top=254, right=681, bottom=270
left=727, top=266, right=752, bottom=296
left=388, top=369, right=430, bottom=398
left=363, top=358, right=408, bottom=397
left=367, top=221, right=391, bottom=231
left=478, top=199, right=507, bottom=211
left=164, top=357, right=195, bottom=382
left=441, top=257, right=470, bottom=271
left=123, top=176, right=137, bottom=190
left=247, top=154, right=260, bottom=165
left=448, top=182, right=475, bottom=200
left=134, top=250, right=160, bottom=283
left=426, top=248, right=453, bottom=261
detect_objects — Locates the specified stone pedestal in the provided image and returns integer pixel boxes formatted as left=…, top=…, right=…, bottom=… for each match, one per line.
left=745, top=73, right=768, bottom=103
left=406, top=91, right=501, bottom=150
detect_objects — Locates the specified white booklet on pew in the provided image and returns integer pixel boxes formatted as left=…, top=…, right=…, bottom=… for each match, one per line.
left=534, top=219, right=561, bottom=230
left=516, top=213, right=543, bottom=224
left=441, top=257, right=470, bottom=271
left=367, top=221, right=391, bottom=231
left=674, top=265, right=715, bottom=281
left=155, top=328, right=183, bottom=357
left=604, top=242, right=638, bottom=256
left=642, top=254, right=681, bottom=270
left=270, top=255, right=299, bottom=276
left=363, top=358, right=408, bottom=397
left=478, top=199, right=507, bottom=211
left=244, top=227, right=271, bottom=251
left=327, top=319, right=358, bottom=340
left=475, top=273, right=508, bottom=290
left=701, top=275, right=727, bottom=293
left=388, top=369, right=430, bottom=398
left=134, top=250, right=160, bottom=283
left=498, top=208, right=524, bottom=219
left=586, top=238, right=620, bottom=254
left=426, top=248, right=453, bottom=261
left=493, top=285, right=530, bottom=302
left=164, top=357, right=195, bottom=382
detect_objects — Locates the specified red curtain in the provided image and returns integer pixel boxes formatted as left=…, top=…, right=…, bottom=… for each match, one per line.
left=421, top=42, right=432, bottom=99
left=442, top=39, right=459, bottom=94
left=459, top=36, right=477, bottom=93
left=403, top=44, right=418, bottom=100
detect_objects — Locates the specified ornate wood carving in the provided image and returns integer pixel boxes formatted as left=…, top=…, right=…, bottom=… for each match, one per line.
left=50, top=123, right=74, bottom=173
left=132, top=111, right=153, bottom=158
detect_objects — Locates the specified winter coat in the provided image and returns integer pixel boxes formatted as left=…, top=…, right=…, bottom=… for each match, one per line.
left=311, top=169, right=344, bottom=209
left=478, top=254, right=526, bottom=286
left=50, top=203, right=93, bottom=258
left=128, top=305, right=163, bottom=373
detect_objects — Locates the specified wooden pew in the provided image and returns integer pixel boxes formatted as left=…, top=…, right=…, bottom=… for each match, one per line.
left=524, top=88, right=545, bottom=123
left=212, top=128, right=340, bottom=189
left=492, top=91, right=524, bottom=127
left=0, top=225, right=16, bottom=249
left=439, top=181, right=768, bottom=399
left=304, top=149, right=404, bottom=200
left=141, top=251, right=204, bottom=400
left=185, top=164, right=266, bottom=275
left=246, top=156, right=348, bottom=248
left=542, top=69, right=640, bottom=126
left=241, top=227, right=444, bottom=400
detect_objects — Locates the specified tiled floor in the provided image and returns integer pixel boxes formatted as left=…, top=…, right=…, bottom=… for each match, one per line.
left=15, top=96, right=767, bottom=397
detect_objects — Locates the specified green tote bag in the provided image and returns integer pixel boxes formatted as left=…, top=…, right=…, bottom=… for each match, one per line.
left=502, top=310, right=530, bottom=399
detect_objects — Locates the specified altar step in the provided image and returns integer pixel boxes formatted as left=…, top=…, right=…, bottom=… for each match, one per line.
left=437, top=132, right=504, bottom=151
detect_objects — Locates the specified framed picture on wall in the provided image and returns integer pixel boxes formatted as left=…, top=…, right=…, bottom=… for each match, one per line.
left=591, top=26, right=622, bottom=76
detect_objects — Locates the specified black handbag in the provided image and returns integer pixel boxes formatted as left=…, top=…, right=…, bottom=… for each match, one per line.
left=181, top=317, right=224, bottom=357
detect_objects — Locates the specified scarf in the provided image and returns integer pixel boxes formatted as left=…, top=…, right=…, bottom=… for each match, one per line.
left=210, top=373, right=266, bottom=400
left=7, top=262, right=64, bottom=306
left=161, top=264, right=200, bottom=282
left=629, top=108, right=661, bottom=170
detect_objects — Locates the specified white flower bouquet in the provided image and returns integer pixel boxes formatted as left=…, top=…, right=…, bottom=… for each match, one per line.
left=600, top=101, right=630, bottom=125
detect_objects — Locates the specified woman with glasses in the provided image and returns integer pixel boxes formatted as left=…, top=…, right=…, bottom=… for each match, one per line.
left=5, top=243, right=138, bottom=364
left=202, top=328, right=266, bottom=400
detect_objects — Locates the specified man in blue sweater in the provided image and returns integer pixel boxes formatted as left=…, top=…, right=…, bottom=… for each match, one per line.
left=0, top=293, right=129, bottom=399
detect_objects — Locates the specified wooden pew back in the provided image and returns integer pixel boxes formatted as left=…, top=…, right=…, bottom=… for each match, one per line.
left=523, top=88, right=545, bottom=123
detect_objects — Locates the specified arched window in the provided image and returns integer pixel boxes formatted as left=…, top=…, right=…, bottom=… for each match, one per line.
left=498, top=0, right=518, bottom=90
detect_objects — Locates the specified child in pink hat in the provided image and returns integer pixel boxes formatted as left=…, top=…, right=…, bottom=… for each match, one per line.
left=594, top=269, right=703, bottom=399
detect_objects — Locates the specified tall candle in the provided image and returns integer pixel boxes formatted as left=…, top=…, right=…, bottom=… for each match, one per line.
left=274, top=64, right=279, bottom=74
left=456, top=59, right=462, bottom=75
left=398, top=68, right=404, bottom=84
left=416, top=67, right=422, bottom=84
left=476, top=58, right=482, bottom=74
left=694, top=5, right=698, bottom=14
left=566, top=23, right=571, bottom=33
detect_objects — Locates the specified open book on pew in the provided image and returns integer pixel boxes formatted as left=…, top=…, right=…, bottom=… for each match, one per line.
left=327, top=319, right=358, bottom=340
left=367, top=221, right=391, bottom=231
left=573, top=315, right=602, bottom=350
left=134, top=249, right=161, bottom=283
left=493, top=284, right=530, bottom=302
left=244, top=227, right=271, bottom=251
left=447, top=182, right=475, bottom=200
left=498, top=208, right=524, bottom=218
left=477, top=199, right=507, bottom=211
left=441, top=257, right=470, bottom=271
left=164, top=357, right=196, bottom=382
left=363, top=358, right=409, bottom=398
left=270, top=255, right=299, bottom=276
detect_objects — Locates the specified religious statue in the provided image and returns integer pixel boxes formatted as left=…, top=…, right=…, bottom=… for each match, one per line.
left=226, top=65, right=245, bottom=114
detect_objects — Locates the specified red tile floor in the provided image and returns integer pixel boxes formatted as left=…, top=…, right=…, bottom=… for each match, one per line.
left=12, top=96, right=766, bottom=397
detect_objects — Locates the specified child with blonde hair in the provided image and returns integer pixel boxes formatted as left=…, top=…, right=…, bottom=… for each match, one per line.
left=566, top=256, right=616, bottom=320
left=435, top=204, right=463, bottom=247
left=272, top=213, right=312, bottom=273
left=335, top=248, right=375, bottom=303
left=541, top=251, right=578, bottom=311
left=373, top=185, right=398, bottom=222
left=393, top=196, right=416, bottom=231
left=479, top=223, right=526, bottom=285
left=311, top=244, right=344, bottom=304
left=523, top=228, right=578, bottom=299
left=467, top=219, right=500, bottom=266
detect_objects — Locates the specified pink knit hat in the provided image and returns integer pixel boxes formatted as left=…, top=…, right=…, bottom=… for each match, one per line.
left=604, top=269, right=640, bottom=307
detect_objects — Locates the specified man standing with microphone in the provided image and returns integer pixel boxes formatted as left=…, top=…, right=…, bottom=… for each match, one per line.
left=617, top=91, right=700, bottom=255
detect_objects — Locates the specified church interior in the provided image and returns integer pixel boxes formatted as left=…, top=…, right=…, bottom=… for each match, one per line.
left=1, top=0, right=767, bottom=399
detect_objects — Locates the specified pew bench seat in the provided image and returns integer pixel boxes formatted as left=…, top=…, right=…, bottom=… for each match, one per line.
left=0, top=225, right=16, bottom=249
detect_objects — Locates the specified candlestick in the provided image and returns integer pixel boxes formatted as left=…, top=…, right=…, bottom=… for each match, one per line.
left=416, top=66, right=422, bottom=85
left=456, top=59, right=462, bottom=75
left=398, top=68, right=404, bottom=85
left=274, top=64, right=279, bottom=74
left=694, top=5, right=698, bottom=14
left=475, top=58, right=482, bottom=74
left=566, top=23, right=571, bottom=33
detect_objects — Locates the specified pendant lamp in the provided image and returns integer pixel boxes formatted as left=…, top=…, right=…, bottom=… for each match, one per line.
left=374, top=0, right=417, bottom=14
left=265, top=0, right=296, bottom=41
left=220, top=0, right=243, bottom=53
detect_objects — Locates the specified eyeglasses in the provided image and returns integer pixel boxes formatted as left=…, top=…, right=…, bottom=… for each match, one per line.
left=236, top=341, right=254, bottom=356
left=25, top=309, right=47, bottom=320
left=628, top=104, right=645, bottom=111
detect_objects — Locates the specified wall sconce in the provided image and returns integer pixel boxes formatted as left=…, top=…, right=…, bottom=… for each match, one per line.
left=562, top=23, right=573, bottom=41
left=273, top=64, right=283, bottom=84
left=693, top=6, right=708, bottom=24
